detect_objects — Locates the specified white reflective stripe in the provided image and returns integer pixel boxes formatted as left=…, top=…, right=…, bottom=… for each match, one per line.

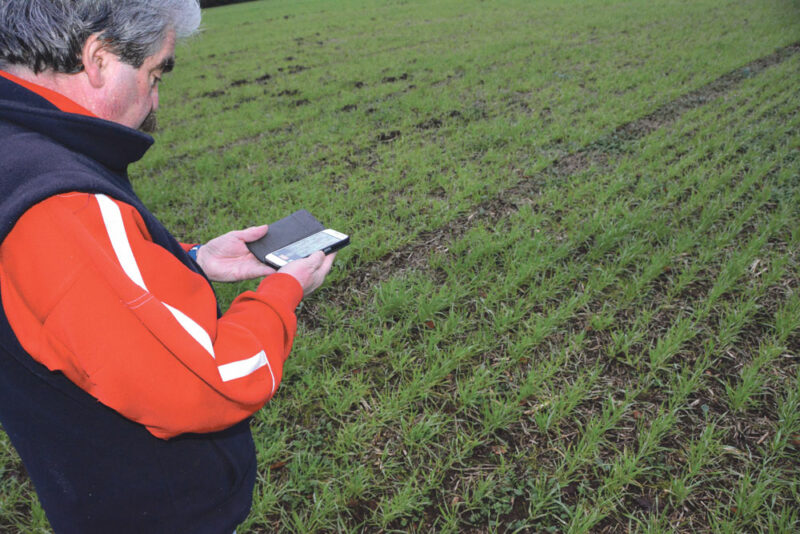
left=163, top=303, right=215, bottom=358
left=95, top=194, right=215, bottom=359
left=218, top=350, right=274, bottom=385
left=96, top=194, right=147, bottom=291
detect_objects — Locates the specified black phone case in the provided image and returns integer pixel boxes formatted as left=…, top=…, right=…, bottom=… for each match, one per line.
left=246, top=210, right=325, bottom=264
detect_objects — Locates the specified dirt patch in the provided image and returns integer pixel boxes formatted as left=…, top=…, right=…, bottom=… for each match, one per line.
left=377, top=130, right=401, bottom=142
left=382, top=73, right=410, bottom=83
left=416, top=117, right=443, bottom=130
left=345, top=497, right=379, bottom=526
left=551, top=152, right=591, bottom=177
left=221, top=96, right=257, bottom=112
left=201, top=89, right=226, bottom=98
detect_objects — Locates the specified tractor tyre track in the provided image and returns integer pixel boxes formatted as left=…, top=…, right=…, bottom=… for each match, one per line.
left=310, top=41, right=800, bottom=311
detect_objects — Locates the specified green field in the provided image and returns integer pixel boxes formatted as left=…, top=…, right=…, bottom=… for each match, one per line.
left=2, top=0, right=800, bottom=532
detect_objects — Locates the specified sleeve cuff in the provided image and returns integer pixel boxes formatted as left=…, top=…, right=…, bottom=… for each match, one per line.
left=186, top=244, right=201, bottom=261
left=256, top=272, right=304, bottom=310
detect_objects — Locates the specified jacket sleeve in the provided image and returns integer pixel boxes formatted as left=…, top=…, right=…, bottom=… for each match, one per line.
left=0, top=192, right=304, bottom=439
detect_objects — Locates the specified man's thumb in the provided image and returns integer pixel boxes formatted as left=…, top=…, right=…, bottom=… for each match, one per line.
left=238, top=224, right=269, bottom=241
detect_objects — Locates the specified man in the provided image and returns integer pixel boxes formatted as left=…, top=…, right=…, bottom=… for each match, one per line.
left=0, top=1, right=335, bottom=532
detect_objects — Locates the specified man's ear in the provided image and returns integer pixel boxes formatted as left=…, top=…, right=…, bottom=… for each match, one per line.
left=81, top=33, right=111, bottom=88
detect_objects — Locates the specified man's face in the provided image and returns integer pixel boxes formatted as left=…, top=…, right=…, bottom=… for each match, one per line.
left=99, top=31, right=176, bottom=131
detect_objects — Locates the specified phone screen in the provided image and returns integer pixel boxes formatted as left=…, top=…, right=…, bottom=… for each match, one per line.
left=270, top=230, right=345, bottom=264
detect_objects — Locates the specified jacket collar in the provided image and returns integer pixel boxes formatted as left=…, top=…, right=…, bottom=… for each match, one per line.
left=0, top=75, right=153, bottom=172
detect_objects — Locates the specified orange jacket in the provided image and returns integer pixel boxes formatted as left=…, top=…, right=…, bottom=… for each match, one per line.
left=0, top=71, right=303, bottom=439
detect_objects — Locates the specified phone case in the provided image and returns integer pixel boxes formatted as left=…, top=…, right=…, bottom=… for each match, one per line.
left=246, top=209, right=325, bottom=264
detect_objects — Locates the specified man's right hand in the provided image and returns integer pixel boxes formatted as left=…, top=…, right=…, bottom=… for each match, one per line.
left=278, top=251, right=336, bottom=296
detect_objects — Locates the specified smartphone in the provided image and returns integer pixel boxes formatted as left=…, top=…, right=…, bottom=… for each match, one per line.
left=265, top=229, right=349, bottom=268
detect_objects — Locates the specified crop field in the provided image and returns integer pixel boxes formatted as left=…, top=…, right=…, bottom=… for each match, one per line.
left=2, top=0, right=800, bottom=532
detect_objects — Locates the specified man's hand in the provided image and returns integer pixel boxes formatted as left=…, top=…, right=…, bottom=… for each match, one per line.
left=195, top=225, right=276, bottom=282
left=279, top=250, right=337, bottom=296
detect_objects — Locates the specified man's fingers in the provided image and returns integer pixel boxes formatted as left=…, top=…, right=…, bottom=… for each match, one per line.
left=277, top=250, right=337, bottom=296
left=240, top=262, right=276, bottom=279
left=307, top=250, right=326, bottom=267
left=310, top=251, right=336, bottom=279
left=320, top=251, right=337, bottom=273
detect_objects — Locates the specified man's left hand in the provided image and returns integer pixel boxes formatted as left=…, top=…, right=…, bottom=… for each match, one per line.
left=194, top=225, right=276, bottom=282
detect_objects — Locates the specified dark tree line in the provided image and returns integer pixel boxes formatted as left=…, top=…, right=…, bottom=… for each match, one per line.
left=200, top=0, right=260, bottom=8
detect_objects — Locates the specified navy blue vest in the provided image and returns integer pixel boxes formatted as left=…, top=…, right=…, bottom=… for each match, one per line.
left=0, top=75, right=255, bottom=533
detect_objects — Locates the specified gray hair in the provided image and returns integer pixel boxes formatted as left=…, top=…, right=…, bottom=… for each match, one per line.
left=0, top=0, right=201, bottom=74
